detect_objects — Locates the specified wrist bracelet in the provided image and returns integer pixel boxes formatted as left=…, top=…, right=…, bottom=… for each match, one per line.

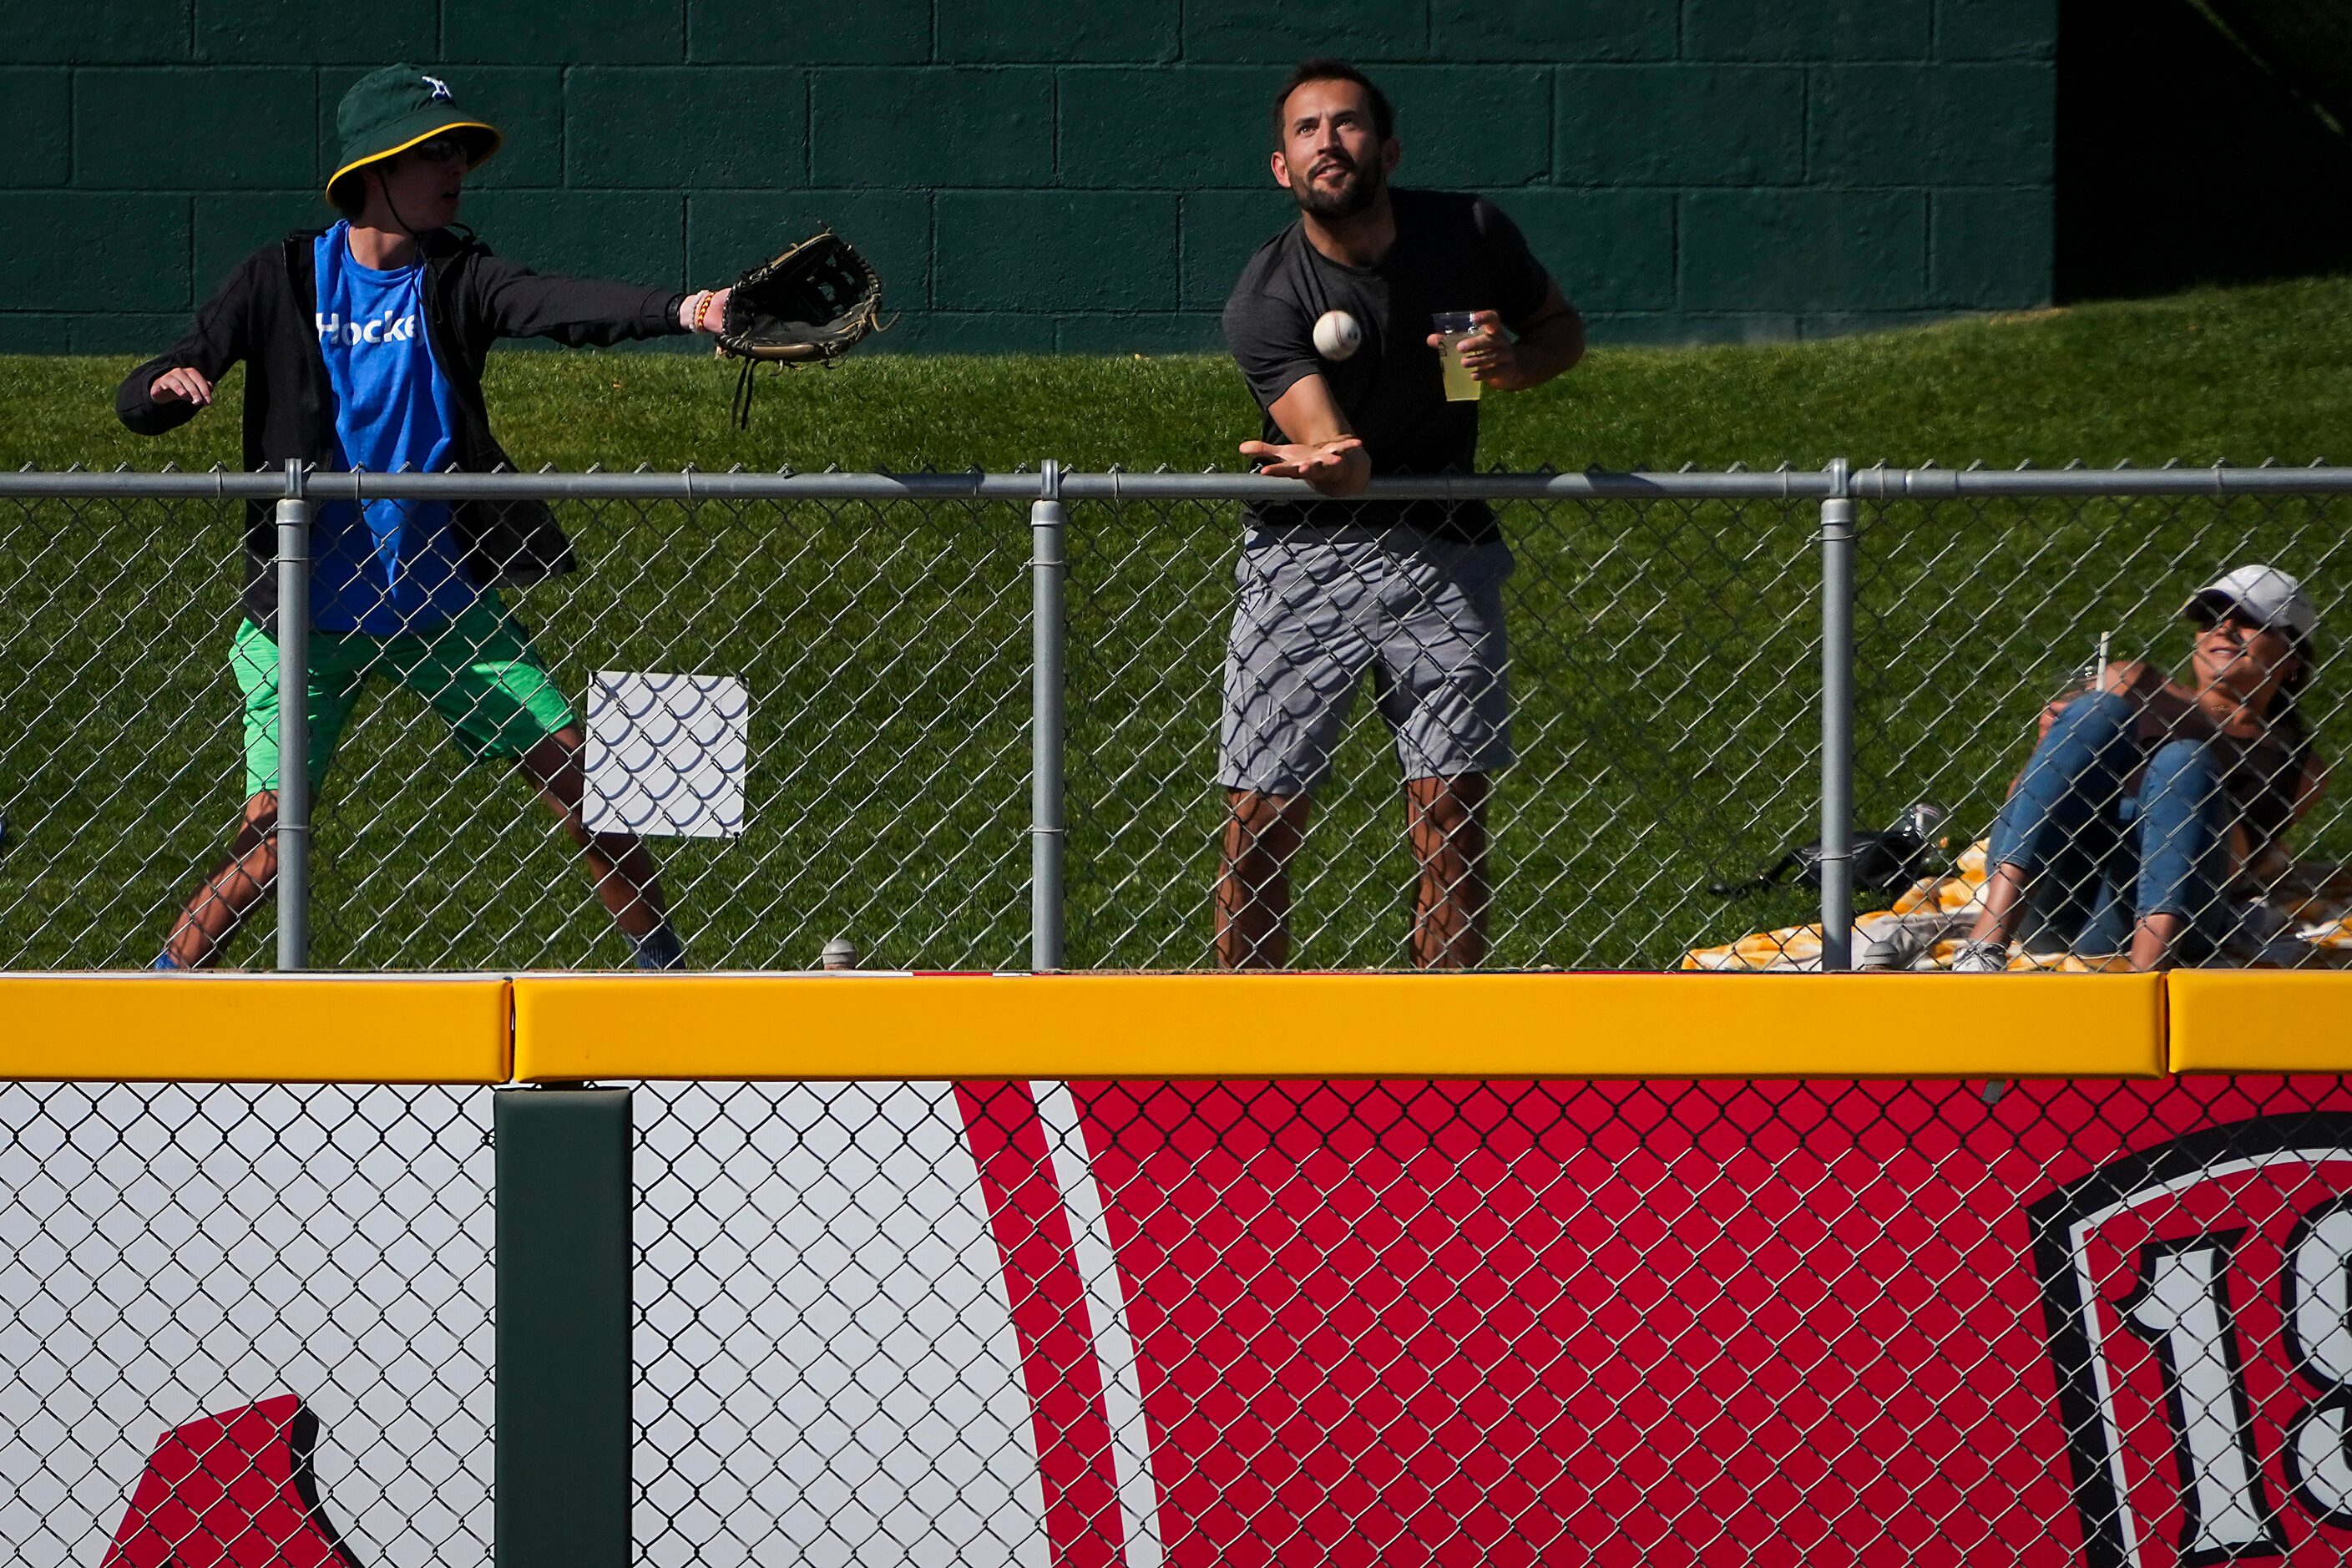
left=693, top=290, right=719, bottom=333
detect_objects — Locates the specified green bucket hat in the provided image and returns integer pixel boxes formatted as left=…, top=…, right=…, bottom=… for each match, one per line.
left=326, top=63, right=501, bottom=210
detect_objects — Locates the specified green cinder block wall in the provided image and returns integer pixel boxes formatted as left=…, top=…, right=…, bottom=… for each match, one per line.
left=0, top=0, right=2054, bottom=355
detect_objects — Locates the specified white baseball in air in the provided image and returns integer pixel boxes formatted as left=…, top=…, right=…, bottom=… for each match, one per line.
left=1313, top=309, right=1362, bottom=362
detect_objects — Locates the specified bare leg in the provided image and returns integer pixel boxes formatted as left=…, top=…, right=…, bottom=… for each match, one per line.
left=1965, top=862, right=2032, bottom=951
left=2128, top=912, right=2188, bottom=972
left=1405, top=773, right=1491, bottom=969
left=1216, top=790, right=1311, bottom=969
left=515, top=726, right=671, bottom=939
left=161, top=792, right=282, bottom=969
left=1970, top=862, right=2186, bottom=968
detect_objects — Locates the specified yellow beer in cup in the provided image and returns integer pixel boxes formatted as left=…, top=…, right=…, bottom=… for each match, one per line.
left=1432, top=311, right=1481, bottom=402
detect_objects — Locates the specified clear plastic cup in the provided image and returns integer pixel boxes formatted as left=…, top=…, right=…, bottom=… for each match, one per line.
left=1431, top=311, right=1482, bottom=402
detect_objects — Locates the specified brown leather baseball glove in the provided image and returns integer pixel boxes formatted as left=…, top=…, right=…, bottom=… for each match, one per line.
left=715, top=230, right=888, bottom=425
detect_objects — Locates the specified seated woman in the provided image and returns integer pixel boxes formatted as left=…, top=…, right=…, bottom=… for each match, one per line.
left=1953, top=564, right=2326, bottom=972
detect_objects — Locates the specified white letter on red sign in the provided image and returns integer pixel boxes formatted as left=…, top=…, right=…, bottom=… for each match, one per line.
left=2119, top=1235, right=2281, bottom=1560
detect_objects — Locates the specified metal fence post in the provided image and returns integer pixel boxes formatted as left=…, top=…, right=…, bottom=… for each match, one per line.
left=275, top=460, right=310, bottom=971
left=1031, top=460, right=1068, bottom=973
left=1818, top=458, right=1855, bottom=972
left=496, top=1085, right=632, bottom=1568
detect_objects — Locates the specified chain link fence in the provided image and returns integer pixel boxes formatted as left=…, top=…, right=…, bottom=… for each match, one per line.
left=318, top=488, right=1037, bottom=972
left=3, top=467, right=2350, bottom=972
left=0, top=493, right=254, bottom=966
left=624, top=1072, right=2352, bottom=1568
left=21, top=1071, right=2352, bottom=1567
left=1063, top=484, right=1822, bottom=969
left=0, top=1080, right=491, bottom=1568
left=1850, top=481, right=2352, bottom=974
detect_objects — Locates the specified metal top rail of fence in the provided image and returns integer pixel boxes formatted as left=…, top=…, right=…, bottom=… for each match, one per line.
left=13, top=458, right=2352, bottom=499
left=5, top=460, right=2351, bottom=975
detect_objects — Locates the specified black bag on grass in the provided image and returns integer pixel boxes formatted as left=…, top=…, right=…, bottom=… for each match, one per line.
left=1708, top=802, right=1950, bottom=898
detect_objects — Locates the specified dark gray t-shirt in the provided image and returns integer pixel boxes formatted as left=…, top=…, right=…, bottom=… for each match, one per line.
left=1222, top=188, right=1554, bottom=541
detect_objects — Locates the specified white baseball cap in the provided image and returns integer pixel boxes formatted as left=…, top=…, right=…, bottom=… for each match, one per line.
left=2184, top=564, right=2318, bottom=643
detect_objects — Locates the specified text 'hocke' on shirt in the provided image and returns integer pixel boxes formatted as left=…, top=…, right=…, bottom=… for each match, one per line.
left=315, top=311, right=421, bottom=345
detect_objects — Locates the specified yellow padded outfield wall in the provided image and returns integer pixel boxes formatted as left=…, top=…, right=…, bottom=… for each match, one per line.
left=23, top=968, right=2352, bottom=1083
left=509, top=972, right=2168, bottom=1081
left=0, top=974, right=513, bottom=1082
left=2168, top=972, right=2352, bottom=1072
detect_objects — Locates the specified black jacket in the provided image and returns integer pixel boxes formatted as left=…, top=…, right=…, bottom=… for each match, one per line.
left=116, top=225, right=683, bottom=631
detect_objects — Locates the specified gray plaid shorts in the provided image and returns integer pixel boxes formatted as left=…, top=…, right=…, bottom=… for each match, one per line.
left=1216, top=526, right=1514, bottom=796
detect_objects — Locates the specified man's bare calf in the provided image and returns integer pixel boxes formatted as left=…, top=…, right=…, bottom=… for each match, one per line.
left=1214, top=772, right=1491, bottom=970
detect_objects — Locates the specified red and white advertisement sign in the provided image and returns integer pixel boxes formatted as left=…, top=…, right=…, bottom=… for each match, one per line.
left=74, top=1075, right=2352, bottom=1568
left=2031, top=1112, right=2352, bottom=1568
left=949, top=1078, right=2352, bottom=1568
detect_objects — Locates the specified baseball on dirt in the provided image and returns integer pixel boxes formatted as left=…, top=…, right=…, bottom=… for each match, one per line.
left=1313, top=310, right=1362, bottom=362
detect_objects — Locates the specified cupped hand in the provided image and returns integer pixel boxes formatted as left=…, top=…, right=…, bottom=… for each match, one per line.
left=1239, top=435, right=1366, bottom=493
left=149, top=367, right=215, bottom=407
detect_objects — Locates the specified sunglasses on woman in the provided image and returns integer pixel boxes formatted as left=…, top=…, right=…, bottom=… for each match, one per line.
left=2188, top=599, right=2265, bottom=635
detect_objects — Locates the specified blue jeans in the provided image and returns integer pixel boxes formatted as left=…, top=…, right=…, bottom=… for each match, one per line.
left=1984, top=691, right=2231, bottom=959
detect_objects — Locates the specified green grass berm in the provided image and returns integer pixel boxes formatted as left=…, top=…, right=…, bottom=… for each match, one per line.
left=2, top=277, right=2348, bottom=970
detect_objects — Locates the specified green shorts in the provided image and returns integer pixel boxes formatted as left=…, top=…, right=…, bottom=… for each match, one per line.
left=233, top=595, right=578, bottom=797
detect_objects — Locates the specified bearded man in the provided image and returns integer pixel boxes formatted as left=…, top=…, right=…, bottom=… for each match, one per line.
left=1211, top=58, right=1586, bottom=969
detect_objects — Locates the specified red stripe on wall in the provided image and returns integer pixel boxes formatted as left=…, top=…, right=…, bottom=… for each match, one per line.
left=958, top=1080, right=1128, bottom=1568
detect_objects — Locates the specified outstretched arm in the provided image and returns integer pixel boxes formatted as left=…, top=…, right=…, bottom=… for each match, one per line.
left=1241, top=374, right=1370, bottom=497
left=477, top=254, right=705, bottom=347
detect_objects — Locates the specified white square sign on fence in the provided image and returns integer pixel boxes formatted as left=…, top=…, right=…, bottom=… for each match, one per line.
left=583, top=670, right=750, bottom=839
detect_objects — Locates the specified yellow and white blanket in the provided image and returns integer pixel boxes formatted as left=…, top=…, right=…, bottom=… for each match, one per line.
left=1684, top=841, right=2352, bottom=971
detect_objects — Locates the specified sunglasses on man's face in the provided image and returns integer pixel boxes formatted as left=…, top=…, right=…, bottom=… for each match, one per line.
left=407, top=137, right=468, bottom=166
